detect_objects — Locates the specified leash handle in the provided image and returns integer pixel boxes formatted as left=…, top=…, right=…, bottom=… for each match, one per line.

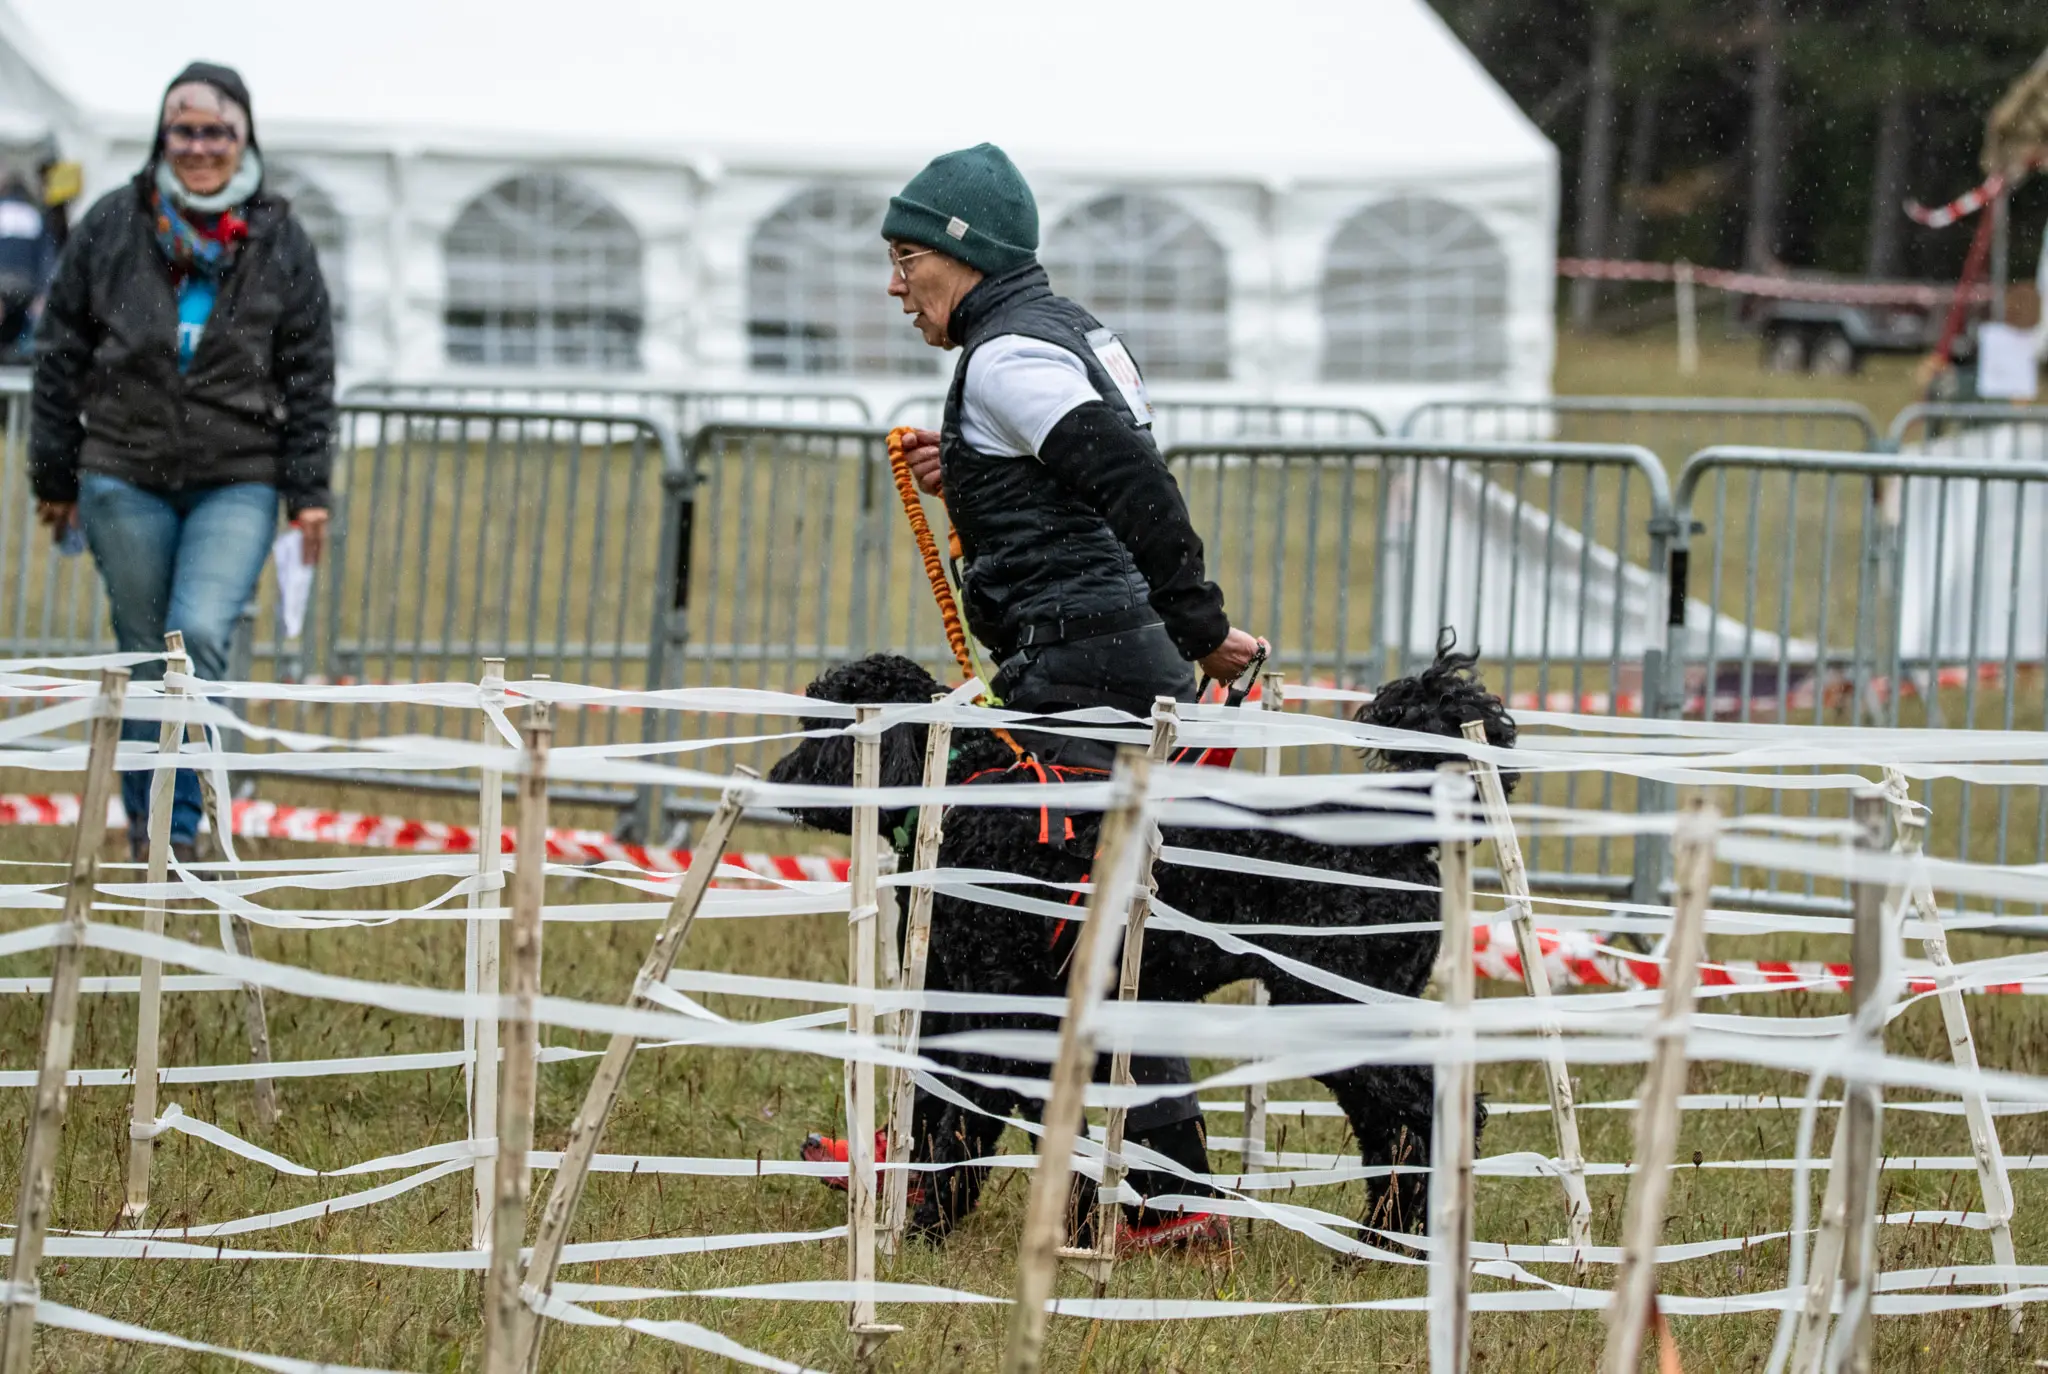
left=1197, top=638, right=1271, bottom=709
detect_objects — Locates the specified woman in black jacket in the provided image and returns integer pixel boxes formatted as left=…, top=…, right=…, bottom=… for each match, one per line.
left=28, top=61, right=335, bottom=860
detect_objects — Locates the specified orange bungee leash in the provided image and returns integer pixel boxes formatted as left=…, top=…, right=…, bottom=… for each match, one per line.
left=885, top=427, right=1030, bottom=765
left=885, top=426, right=984, bottom=690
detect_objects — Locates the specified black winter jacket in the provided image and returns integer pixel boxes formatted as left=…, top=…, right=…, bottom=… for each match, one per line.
left=28, top=171, right=335, bottom=514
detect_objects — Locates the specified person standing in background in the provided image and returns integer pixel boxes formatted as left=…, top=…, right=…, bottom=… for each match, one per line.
left=28, top=61, right=334, bottom=861
left=0, top=172, right=54, bottom=364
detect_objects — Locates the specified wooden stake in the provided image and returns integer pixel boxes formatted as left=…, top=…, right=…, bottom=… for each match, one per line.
left=468, top=657, right=509, bottom=1251
left=1460, top=717, right=1593, bottom=1271
left=1239, top=672, right=1283, bottom=1233
left=882, top=696, right=952, bottom=1252
left=516, top=771, right=755, bottom=1373
left=1674, top=258, right=1701, bottom=376
left=0, top=667, right=128, bottom=1374
left=1827, top=793, right=1889, bottom=1374
left=845, top=705, right=900, bottom=1357
left=1789, top=1123, right=1852, bottom=1374
left=1602, top=797, right=1718, bottom=1374
left=1428, top=764, right=1476, bottom=1374
left=1884, top=769, right=2020, bottom=1332
left=1075, top=697, right=1179, bottom=1282
left=1001, top=747, right=1152, bottom=1374
left=481, top=701, right=550, bottom=1374
left=123, top=635, right=190, bottom=1218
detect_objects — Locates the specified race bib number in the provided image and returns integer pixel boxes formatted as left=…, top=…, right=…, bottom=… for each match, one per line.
left=1086, top=327, right=1155, bottom=427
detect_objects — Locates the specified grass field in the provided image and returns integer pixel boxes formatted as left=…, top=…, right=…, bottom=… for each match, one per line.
left=1554, top=327, right=1931, bottom=433
left=6, top=329, right=2048, bottom=1371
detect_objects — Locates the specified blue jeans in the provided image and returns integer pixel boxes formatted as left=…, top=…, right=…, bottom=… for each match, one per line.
left=78, top=472, right=277, bottom=846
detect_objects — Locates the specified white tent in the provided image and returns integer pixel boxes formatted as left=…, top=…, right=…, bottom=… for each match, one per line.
left=0, top=0, right=1556, bottom=419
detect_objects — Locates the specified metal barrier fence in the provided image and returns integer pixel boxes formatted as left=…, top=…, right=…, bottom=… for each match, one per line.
left=1162, top=436, right=1674, bottom=902
left=1668, top=445, right=2048, bottom=912
left=1401, top=396, right=1880, bottom=470
left=881, top=393, right=1386, bottom=446
left=7, top=374, right=2048, bottom=889
left=0, top=369, right=113, bottom=660
left=0, top=391, right=687, bottom=822
left=1888, top=402, right=2048, bottom=462
left=342, top=379, right=872, bottom=434
left=653, top=424, right=1676, bottom=893
left=651, top=423, right=954, bottom=794
left=255, top=404, right=687, bottom=819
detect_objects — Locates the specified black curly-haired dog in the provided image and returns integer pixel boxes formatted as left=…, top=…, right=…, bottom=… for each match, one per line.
left=767, top=638, right=1513, bottom=1243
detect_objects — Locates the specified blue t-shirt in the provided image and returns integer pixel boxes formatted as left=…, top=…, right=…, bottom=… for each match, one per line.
left=176, top=276, right=217, bottom=371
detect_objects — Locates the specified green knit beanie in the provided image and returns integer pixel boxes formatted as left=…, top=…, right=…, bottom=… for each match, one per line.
left=882, top=143, right=1038, bottom=276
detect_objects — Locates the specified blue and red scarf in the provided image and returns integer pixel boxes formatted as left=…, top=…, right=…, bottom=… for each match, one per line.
left=150, top=188, right=247, bottom=370
left=150, top=187, right=247, bottom=285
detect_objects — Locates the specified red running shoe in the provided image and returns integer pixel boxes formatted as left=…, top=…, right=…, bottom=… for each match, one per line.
left=800, top=1132, right=922, bottom=1206
left=1116, top=1210, right=1234, bottom=1257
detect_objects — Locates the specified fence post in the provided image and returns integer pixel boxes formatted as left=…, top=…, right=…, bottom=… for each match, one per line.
left=1789, top=1125, right=1854, bottom=1374
left=882, top=696, right=952, bottom=1252
left=1632, top=507, right=1682, bottom=911
left=516, top=771, right=754, bottom=1373
left=1070, top=697, right=1178, bottom=1284
left=1428, top=764, right=1477, bottom=1374
left=1603, top=796, right=1717, bottom=1374
left=1674, top=260, right=1700, bottom=376
left=481, top=701, right=551, bottom=1374
left=1882, top=768, right=2020, bottom=1331
left=846, top=705, right=899, bottom=1357
left=468, top=657, right=509, bottom=1251
left=1825, top=792, right=1890, bottom=1374
left=0, top=667, right=127, bottom=1374
left=638, top=460, right=696, bottom=842
left=1460, top=717, right=1592, bottom=1271
left=1001, top=747, right=1152, bottom=1374
left=846, top=440, right=879, bottom=660
left=123, top=633, right=191, bottom=1218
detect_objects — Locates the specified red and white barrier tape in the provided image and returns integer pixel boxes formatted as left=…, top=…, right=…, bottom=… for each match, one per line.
left=0, top=793, right=848, bottom=884
left=1472, top=921, right=2047, bottom=997
left=1556, top=257, right=1993, bottom=309
left=8, top=791, right=2045, bottom=995
left=1905, top=160, right=2044, bottom=228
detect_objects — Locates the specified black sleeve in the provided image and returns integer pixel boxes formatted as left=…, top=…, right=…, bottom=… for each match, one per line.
left=270, top=217, right=336, bottom=516
left=27, top=222, right=99, bottom=503
left=1038, top=401, right=1230, bottom=661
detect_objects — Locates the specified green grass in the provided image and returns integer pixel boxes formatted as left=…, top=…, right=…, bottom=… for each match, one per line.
left=6, top=329, right=2048, bottom=1370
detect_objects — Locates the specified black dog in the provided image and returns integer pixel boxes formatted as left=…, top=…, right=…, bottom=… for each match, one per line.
left=767, top=639, right=1512, bottom=1242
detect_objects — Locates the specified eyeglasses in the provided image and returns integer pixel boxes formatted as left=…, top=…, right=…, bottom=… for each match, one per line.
left=165, top=123, right=240, bottom=149
left=887, top=244, right=937, bottom=282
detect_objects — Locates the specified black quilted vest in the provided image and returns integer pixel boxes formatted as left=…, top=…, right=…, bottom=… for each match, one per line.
left=939, top=262, right=1154, bottom=659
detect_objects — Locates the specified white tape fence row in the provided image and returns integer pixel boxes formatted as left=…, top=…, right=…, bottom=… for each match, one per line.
left=1, top=653, right=2046, bottom=1372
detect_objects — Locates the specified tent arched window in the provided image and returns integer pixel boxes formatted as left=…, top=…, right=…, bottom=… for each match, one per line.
left=268, top=167, right=348, bottom=359
left=1320, top=198, right=1508, bottom=383
left=1041, top=194, right=1229, bottom=381
left=443, top=174, right=643, bottom=369
left=747, top=186, right=936, bottom=376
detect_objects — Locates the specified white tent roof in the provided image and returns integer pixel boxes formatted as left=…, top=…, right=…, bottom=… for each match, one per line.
left=4, top=0, right=1549, bottom=181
